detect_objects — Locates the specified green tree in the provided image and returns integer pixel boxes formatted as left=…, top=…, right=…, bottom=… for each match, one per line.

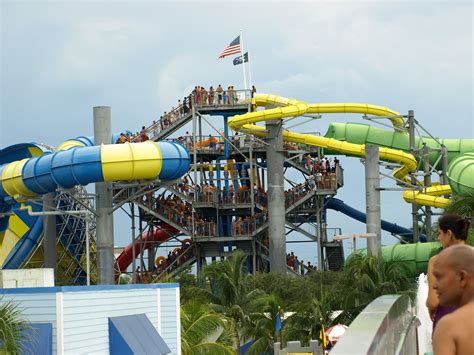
left=0, top=300, right=30, bottom=354
left=444, top=193, right=474, bottom=217
left=248, top=272, right=316, bottom=309
left=241, top=294, right=282, bottom=354
left=342, top=254, right=412, bottom=317
left=285, top=293, right=333, bottom=346
left=181, top=302, right=234, bottom=355
left=199, top=251, right=266, bottom=351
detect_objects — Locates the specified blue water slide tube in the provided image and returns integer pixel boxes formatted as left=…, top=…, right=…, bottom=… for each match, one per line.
left=325, top=197, right=427, bottom=242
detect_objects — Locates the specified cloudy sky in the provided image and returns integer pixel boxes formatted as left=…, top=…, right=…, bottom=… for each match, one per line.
left=1, top=1, right=472, bottom=262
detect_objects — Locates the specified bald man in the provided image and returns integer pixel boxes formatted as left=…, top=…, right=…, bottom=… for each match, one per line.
left=432, top=244, right=474, bottom=355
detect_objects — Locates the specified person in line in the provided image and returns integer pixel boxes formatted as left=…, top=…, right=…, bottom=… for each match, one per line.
left=140, top=126, right=150, bottom=142
left=251, top=85, right=257, bottom=98
left=432, top=244, right=474, bottom=355
left=115, top=133, right=127, bottom=144
left=216, top=84, right=223, bottom=105
left=209, top=86, right=215, bottom=105
left=427, top=214, right=470, bottom=332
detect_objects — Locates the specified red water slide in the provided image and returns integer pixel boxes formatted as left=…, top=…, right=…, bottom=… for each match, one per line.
left=115, top=224, right=178, bottom=272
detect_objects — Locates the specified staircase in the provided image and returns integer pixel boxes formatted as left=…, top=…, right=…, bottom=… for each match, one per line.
left=150, top=110, right=193, bottom=142
left=154, top=243, right=197, bottom=280
left=324, top=241, right=345, bottom=271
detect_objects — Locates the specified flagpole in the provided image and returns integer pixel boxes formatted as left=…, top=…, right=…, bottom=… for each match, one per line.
left=240, top=30, right=247, bottom=90
left=248, top=56, right=253, bottom=89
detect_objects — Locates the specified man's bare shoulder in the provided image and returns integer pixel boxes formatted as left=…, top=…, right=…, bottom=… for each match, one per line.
left=436, top=311, right=457, bottom=329
left=453, top=302, right=474, bottom=319
left=439, top=303, right=473, bottom=323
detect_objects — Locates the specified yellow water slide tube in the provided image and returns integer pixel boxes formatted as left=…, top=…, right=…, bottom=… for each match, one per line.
left=228, top=94, right=451, bottom=208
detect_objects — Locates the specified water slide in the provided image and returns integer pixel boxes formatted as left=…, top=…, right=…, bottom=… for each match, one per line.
left=324, top=122, right=474, bottom=205
left=0, top=136, right=190, bottom=279
left=228, top=94, right=474, bottom=207
left=228, top=93, right=473, bottom=264
left=325, top=197, right=426, bottom=242
left=115, top=225, right=178, bottom=273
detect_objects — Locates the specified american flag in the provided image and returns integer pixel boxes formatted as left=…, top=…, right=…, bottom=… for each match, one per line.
left=218, top=35, right=241, bottom=59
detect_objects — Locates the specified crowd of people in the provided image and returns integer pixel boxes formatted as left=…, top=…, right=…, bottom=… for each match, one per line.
left=304, top=155, right=339, bottom=174
left=232, top=212, right=267, bottom=236
left=114, top=85, right=255, bottom=144
left=192, top=85, right=243, bottom=106
left=287, top=252, right=317, bottom=275
left=133, top=239, right=195, bottom=283
left=140, top=176, right=337, bottom=239
left=115, top=126, right=150, bottom=144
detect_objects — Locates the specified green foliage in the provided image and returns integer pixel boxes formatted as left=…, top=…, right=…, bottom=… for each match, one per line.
left=444, top=193, right=474, bottom=217
left=0, top=300, right=30, bottom=354
left=118, top=274, right=131, bottom=284
left=241, top=294, right=282, bottom=354
left=181, top=302, right=234, bottom=355
left=248, top=272, right=316, bottom=309
left=285, top=295, right=333, bottom=346
left=176, top=252, right=416, bottom=351
left=342, top=254, right=412, bottom=316
left=468, top=229, right=474, bottom=247
left=196, top=251, right=267, bottom=350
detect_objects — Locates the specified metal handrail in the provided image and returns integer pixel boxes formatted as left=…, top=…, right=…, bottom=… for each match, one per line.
left=139, top=89, right=251, bottom=142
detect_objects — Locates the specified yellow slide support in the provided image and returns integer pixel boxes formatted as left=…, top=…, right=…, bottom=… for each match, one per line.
left=229, top=93, right=451, bottom=208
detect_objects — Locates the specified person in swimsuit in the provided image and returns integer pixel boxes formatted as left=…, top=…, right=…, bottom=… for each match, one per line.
left=427, top=214, right=471, bottom=332
left=432, top=245, right=474, bottom=355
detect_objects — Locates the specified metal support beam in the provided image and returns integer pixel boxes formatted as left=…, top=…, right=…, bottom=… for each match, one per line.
left=441, top=145, right=449, bottom=186
left=315, top=196, right=324, bottom=270
left=422, top=144, right=432, bottom=237
left=365, top=145, right=382, bottom=257
left=94, top=106, right=114, bottom=284
left=407, top=110, right=419, bottom=242
left=43, top=192, right=57, bottom=280
left=266, top=119, right=286, bottom=273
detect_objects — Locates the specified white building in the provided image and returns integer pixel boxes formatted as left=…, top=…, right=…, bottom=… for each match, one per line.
left=0, top=283, right=181, bottom=354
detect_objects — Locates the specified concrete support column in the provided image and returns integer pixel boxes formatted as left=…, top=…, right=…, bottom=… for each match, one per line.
left=408, top=110, right=419, bottom=242
left=43, top=193, right=57, bottom=279
left=365, top=145, right=381, bottom=257
left=440, top=145, right=449, bottom=186
left=315, top=196, right=323, bottom=270
left=422, top=144, right=432, bottom=236
left=94, top=106, right=114, bottom=284
left=266, top=120, right=286, bottom=272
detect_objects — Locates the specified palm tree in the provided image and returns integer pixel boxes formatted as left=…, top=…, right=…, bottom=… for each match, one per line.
left=241, top=294, right=282, bottom=354
left=342, top=254, right=412, bottom=317
left=285, top=293, right=334, bottom=346
left=181, top=302, right=234, bottom=355
left=0, top=300, right=30, bottom=354
left=444, top=193, right=474, bottom=217
left=199, top=251, right=266, bottom=351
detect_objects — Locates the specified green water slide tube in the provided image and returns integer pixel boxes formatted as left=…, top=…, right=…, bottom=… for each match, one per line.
left=381, top=242, right=440, bottom=278
left=354, top=243, right=440, bottom=278
left=324, top=122, right=474, bottom=196
left=448, top=152, right=474, bottom=196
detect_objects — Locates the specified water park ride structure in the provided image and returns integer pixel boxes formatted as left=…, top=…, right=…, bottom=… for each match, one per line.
left=0, top=89, right=472, bottom=284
